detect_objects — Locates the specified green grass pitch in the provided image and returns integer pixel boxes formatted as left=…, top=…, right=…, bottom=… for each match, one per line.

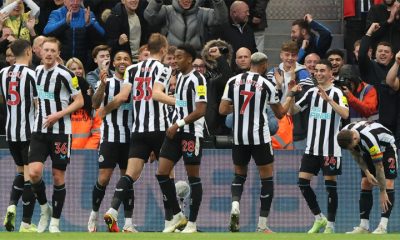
left=0, top=233, right=399, bottom=240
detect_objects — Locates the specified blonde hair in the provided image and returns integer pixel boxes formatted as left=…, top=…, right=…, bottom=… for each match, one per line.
left=66, top=57, right=85, bottom=76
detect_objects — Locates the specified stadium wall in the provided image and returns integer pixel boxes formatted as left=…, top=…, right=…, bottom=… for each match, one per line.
left=0, top=149, right=399, bottom=233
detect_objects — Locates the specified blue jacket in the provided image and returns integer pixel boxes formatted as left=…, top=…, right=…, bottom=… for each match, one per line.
left=44, top=6, right=105, bottom=64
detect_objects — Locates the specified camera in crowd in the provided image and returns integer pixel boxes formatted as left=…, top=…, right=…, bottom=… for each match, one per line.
left=218, top=47, right=229, bottom=55
left=334, top=64, right=361, bottom=91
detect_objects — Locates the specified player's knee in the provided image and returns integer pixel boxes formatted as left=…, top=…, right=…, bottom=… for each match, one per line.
left=97, top=176, right=111, bottom=186
left=232, top=174, right=247, bottom=185
left=297, top=178, right=310, bottom=190
left=29, top=169, right=41, bottom=182
left=325, top=180, right=337, bottom=194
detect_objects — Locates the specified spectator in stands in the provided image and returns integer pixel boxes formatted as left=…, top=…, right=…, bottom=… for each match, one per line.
left=192, top=57, right=206, bottom=75
left=35, top=0, right=64, bottom=35
left=105, top=0, right=152, bottom=61
left=162, top=45, right=177, bottom=74
left=144, top=0, right=228, bottom=51
left=43, top=0, right=105, bottom=65
left=234, top=47, right=251, bottom=74
left=291, top=14, right=332, bottom=64
left=217, top=1, right=257, bottom=56
left=32, top=35, right=46, bottom=67
left=83, top=0, right=119, bottom=25
left=137, top=44, right=150, bottom=61
left=248, top=0, right=270, bottom=53
left=86, top=45, right=113, bottom=90
left=5, top=47, right=15, bottom=65
left=0, top=27, right=16, bottom=58
left=344, top=0, right=378, bottom=64
left=326, top=49, right=345, bottom=80
left=266, top=41, right=313, bottom=150
left=353, top=39, right=373, bottom=63
left=366, top=0, right=400, bottom=52
left=201, top=39, right=233, bottom=135
left=339, top=64, right=378, bottom=122
left=66, top=57, right=101, bottom=150
left=360, top=22, right=400, bottom=146
left=1, top=0, right=40, bottom=42
left=304, top=53, right=320, bottom=79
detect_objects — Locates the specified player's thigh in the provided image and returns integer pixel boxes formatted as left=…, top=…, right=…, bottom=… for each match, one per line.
left=129, top=133, right=153, bottom=163
left=159, top=133, right=183, bottom=165
left=98, top=142, right=118, bottom=169
left=28, top=133, right=50, bottom=165
left=232, top=145, right=251, bottom=167
left=321, top=156, right=342, bottom=177
left=299, top=154, right=320, bottom=177
left=252, top=143, right=274, bottom=167
left=148, top=131, right=166, bottom=160
left=116, top=142, right=130, bottom=170
left=49, top=134, right=71, bottom=170
left=8, top=141, right=29, bottom=167
left=382, top=148, right=397, bottom=180
left=182, top=134, right=202, bottom=166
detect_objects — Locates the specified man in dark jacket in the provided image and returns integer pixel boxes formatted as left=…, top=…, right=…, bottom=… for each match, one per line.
left=217, top=1, right=257, bottom=56
left=35, top=0, right=64, bottom=35
left=359, top=22, right=400, bottom=146
left=366, top=0, right=400, bottom=53
left=43, top=0, right=105, bottom=65
left=105, top=0, right=155, bottom=61
left=291, top=14, right=332, bottom=64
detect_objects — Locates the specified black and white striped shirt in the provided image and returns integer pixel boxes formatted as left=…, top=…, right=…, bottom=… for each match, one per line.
left=124, top=58, right=171, bottom=133
left=295, top=85, right=348, bottom=157
left=34, top=64, right=80, bottom=134
left=222, top=71, right=279, bottom=145
left=173, top=69, right=207, bottom=137
left=342, top=121, right=396, bottom=162
left=96, top=76, right=133, bottom=143
left=0, top=64, right=37, bottom=141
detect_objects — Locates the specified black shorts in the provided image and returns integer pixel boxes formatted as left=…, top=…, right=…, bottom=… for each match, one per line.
left=8, top=141, right=30, bottom=166
left=128, top=132, right=165, bottom=162
left=159, top=132, right=202, bottom=165
left=300, top=154, right=342, bottom=176
left=361, top=148, right=398, bottom=179
left=232, top=143, right=274, bottom=166
left=28, top=133, right=71, bottom=171
left=98, top=141, right=130, bottom=169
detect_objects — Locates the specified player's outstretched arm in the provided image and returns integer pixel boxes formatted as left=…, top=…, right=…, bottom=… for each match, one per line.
left=219, top=99, right=233, bottom=115
left=153, top=82, right=175, bottom=105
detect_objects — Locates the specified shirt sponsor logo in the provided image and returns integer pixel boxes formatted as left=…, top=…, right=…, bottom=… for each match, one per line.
left=310, top=106, right=331, bottom=120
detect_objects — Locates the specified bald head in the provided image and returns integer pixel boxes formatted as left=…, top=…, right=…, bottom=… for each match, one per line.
left=230, top=1, right=249, bottom=24
left=33, top=36, right=47, bottom=58
left=304, top=53, right=320, bottom=75
left=235, top=47, right=251, bottom=71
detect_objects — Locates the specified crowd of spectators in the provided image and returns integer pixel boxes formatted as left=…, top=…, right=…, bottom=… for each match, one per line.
left=1, top=0, right=400, bottom=149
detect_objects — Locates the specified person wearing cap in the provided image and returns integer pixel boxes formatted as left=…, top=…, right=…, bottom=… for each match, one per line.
left=220, top=51, right=300, bottom=233
left=339, top=64, right=378, bottom=122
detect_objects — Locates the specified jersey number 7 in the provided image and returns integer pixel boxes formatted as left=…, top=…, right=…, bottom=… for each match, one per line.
left=240, top=90, right=254, bottom=114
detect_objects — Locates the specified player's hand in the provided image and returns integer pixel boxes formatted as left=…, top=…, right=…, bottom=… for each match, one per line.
left=43, top=112, right=63, bottom=129
left=365, top=172, right=378, bottom=186
left=317, top=86, right=332, bottom=102
left=273, top=68, right=283, bottom=90
left=395, top=51, right=400, bottom=65
left=380, top=191, right=391, bottom=213
left=166, top=124, right=179, bottom=139
left=148, top=151, right=157, bottom=163
left=98, top=107, right=106, bottom=119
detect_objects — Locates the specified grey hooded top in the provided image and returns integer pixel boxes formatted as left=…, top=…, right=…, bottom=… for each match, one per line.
left=144, top=0, right=228, bottom=51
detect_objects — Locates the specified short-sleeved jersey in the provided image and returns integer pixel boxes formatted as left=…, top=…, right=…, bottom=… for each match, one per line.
left=295, top=85, right=348, bottom=157
left=342, top=121, right=396, bottom=163
left=96, top=76, right=133, bottom=143
left=124, top=58, right=172, bottom=133
left=222, top=71, right=279, bottom=145
left=34, top=64, right=80, bottom=134
left=0, top=64, right=37, bottom=141
left=173, top=69, right=207, bottom=137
